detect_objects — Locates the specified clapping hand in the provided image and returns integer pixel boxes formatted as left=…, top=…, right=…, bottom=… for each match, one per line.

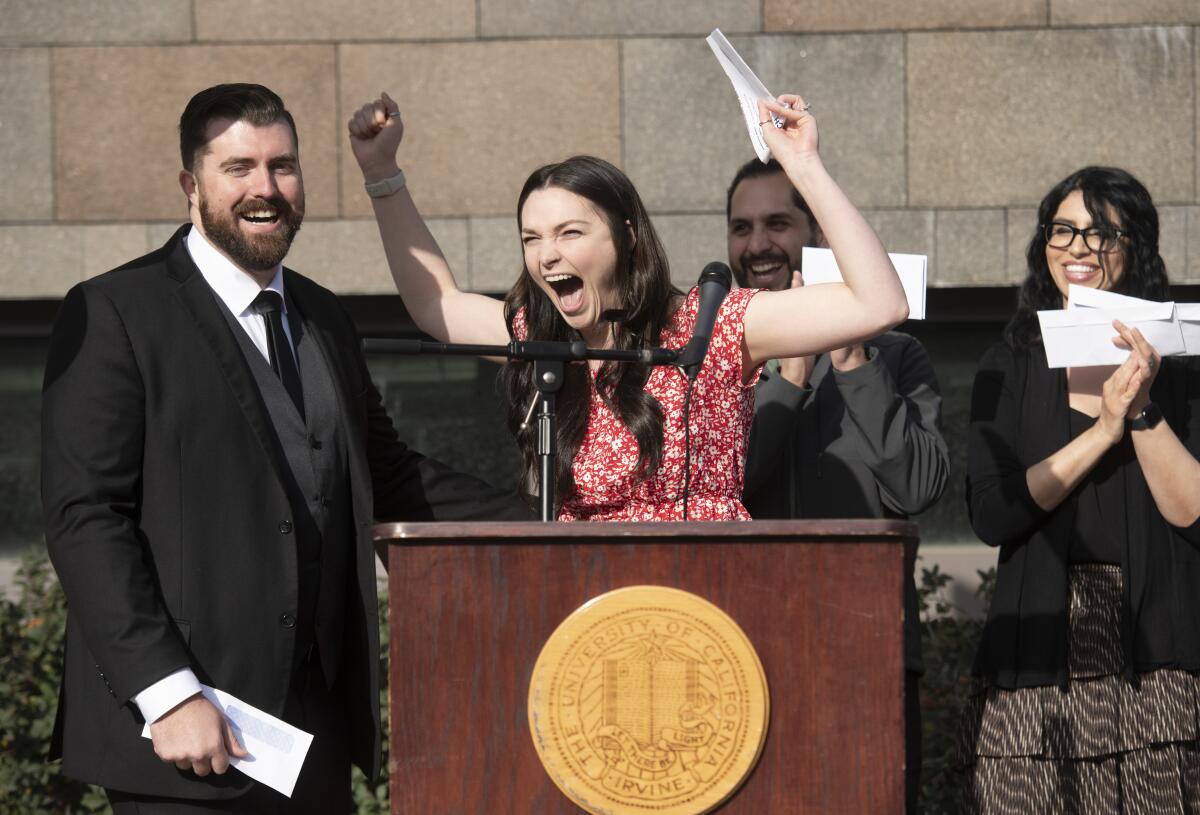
left=1112, top=319, right=1160, bottom=416
left=1097, top=320, right=1157, bottom=443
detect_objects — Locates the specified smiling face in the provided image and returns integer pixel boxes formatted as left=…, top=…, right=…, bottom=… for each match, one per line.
left=727, top=172, right=816, bottom=291
left=1045, top=189, right=1125, bottom=302
left=182, top=117, right=304, bottom=276
left=520, top=186, right=622, bottom=345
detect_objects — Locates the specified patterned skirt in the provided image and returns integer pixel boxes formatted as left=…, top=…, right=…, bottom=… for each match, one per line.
left=956, top=564, right=1200, bottom=814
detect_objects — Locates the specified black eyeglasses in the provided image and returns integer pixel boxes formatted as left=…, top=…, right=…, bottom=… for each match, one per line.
left=1043, top=222, right=1126, bottom=254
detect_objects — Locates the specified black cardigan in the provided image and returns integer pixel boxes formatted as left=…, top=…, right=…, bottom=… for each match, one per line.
left=967, top=340, right=1200, bottom=689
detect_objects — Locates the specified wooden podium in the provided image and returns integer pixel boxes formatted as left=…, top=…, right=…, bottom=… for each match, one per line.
left=375, top=520, right=916, bottom=814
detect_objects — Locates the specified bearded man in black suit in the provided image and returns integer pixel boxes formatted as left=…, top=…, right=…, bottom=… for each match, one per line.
left=42, top=83, right=526, bottom=814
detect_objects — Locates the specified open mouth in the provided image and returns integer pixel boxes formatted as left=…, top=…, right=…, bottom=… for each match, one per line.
left=236, top=198, right=285, bottom=227
left=545, top=273, right=585, bottom=313
left=742, top=255, right=789, bottom=286
left=1063, top=263, right=1101, bottom=283
left=240, top=208, right=279, bottom=225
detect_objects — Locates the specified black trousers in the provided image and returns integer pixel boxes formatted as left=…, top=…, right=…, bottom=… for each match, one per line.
left=905, top=669, right=922, bottom=814
left=109, top=655, right=352, bottom=815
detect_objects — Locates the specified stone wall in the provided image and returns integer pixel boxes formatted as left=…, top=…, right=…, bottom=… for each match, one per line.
left=1, top=1, right=1198, bottom=297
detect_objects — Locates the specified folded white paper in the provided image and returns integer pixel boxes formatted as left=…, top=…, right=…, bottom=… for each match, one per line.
left=1070, top=285, right=1200, bottom=356
left=800, top=246, right=928, bottom=319
left=141, top=684, right=313, bottom=798
left=1177, top=304, right=1200, bottom=354
left=1037, top=303, right=1185, bottom=368
left=1040, top=283, right=1200, bottom=365
left=706, top=29, right=779, bottom=163
left=1067, top=284, right=1161, bottom=311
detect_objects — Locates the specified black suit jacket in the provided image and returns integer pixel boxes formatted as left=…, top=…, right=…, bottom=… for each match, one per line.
left=42, top=225, right=527, bottom=798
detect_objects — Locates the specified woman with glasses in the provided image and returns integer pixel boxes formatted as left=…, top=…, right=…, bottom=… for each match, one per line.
left=956, top=166, right=1200, bottom=812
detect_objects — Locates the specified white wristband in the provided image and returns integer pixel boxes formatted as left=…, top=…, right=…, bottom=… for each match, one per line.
left=364, top=169, right=407, bottom=199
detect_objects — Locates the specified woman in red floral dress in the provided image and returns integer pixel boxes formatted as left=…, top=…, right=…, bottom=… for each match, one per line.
left=348, top=92, right=908, bottom=520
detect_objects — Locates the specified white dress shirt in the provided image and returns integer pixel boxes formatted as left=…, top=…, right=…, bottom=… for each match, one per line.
left=133, top=226, right=295, bottom=725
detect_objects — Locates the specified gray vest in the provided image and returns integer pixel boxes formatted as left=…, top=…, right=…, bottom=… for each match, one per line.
left=218, top=294, right=353, bottom=687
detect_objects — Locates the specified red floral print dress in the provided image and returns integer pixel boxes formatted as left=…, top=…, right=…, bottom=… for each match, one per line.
left=514, top=287, right=763, bottom=521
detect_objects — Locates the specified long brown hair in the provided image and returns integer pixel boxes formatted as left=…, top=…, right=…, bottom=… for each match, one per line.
left=500, top=156, right=680, bottom=511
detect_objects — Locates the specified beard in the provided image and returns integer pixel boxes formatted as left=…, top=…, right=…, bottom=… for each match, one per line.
left=734, top=250, right=794, bottom=291
left=198, top=194, right=304, bottom=272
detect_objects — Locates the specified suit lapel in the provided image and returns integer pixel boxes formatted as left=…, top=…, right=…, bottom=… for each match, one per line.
left=285, top=272, right=373, bottom=522
left=165, top=228, right=290, bottom=491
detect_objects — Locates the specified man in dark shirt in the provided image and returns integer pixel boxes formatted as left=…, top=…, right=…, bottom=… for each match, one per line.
left=727, top=157, right=949, bottom=812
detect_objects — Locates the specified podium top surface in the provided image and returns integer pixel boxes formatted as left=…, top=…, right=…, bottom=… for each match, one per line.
left=373, top=518, right=918, bottom=544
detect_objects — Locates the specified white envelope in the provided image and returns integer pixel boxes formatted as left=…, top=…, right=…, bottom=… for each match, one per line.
left=141, top=684, right=313, bottom=797
left=1037, top=303, right=1185, bottom=368
left=706, top=29, right=779, bottom=163
left=1067, top=284, right=1159, bottom=311
left=800, top=246, right=927, bottom=319
left=1177, top=303, right=1200, bottom=354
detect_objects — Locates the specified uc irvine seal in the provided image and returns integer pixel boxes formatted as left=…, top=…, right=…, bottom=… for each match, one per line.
left=528, top=586, right=769, bottom=815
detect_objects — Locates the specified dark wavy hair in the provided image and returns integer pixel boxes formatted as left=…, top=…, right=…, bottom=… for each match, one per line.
left=179, top=83, right=297, bottom=172
left=500, top=156, right=681, bottom=511
left=1005, top=166, right=1169, bottom=348
left=725, top=157, right=815, bottom=228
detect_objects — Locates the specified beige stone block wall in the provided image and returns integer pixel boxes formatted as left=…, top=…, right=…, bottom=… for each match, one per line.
left=1005, top=209, right=1039, bottom=284
left=480, top=0, right=760, bottom=37
left=338, top=41, right=620, bottom=218
left=194, top=0, right=475, bottom=41
left=863, top=210, right=935, bottom=259
left=288, top=218, right=469, bottom=294
left=1188, top=208, right=1200, bottom=284
left=0, top=1, right=193, bottom=44
left=908, top=27, right=1195, bottom=209
left=1051, top=0, right=1200, bottom=26
left=623, top=34, right=905, bottom=212
left=766, top=0, right=1044, bottom=31
left=53, top=45, right=339, bottom=222
left=2, top=224, right=149, bottom=297
left=934, top=210, right=1006, bottom=286
left=0, top=48, right=52, bottom=221
left=81, top=225, right=155, bottom=279
left=2, top=2, right=1199, bottom=299
left=1159, top=206, right=1191, bottom=284
left=468, top=217, right=522, bottom=292
left=652, top=214, right=730, bottom=291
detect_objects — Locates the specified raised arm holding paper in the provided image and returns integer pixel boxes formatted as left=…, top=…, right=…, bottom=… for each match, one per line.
left=347, top=82, right=906, bottom=521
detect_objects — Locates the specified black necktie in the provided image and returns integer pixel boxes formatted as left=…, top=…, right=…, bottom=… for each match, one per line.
left=252, top=290, right=305, bottom=419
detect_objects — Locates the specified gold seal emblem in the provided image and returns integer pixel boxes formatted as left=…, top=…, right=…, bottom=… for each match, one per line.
left=528, top=586, right=769, bottom=815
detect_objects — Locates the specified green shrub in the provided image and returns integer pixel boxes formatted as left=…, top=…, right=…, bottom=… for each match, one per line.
left=917, top=562, right=995, bottom=814
left=0, top=547, right=388, bottom=814
left=0, top=548, right=108, bottom=814
left=352, top=589, right=389, bottom=814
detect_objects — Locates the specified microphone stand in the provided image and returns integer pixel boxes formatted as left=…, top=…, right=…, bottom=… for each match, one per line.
left=363, top=338, right=679, bottom=521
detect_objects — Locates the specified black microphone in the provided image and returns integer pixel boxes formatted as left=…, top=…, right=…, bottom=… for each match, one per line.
left=675, top=262, right=733, bottom=379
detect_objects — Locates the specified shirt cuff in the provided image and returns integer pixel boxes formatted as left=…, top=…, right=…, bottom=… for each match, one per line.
left=133, top=668, right=202, bottom=724
left=760, top=363, right=813, bottom=404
